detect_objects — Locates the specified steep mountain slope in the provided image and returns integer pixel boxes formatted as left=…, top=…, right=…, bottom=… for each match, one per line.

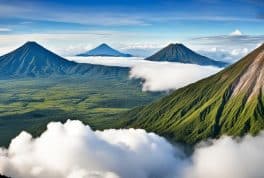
left=77, top=43, right=132, bottom=57
left=145, top=43, right=228, bottom=67
left=0, top=42, right=129, bottom=78
left=118, top=44, right=264, bottom=144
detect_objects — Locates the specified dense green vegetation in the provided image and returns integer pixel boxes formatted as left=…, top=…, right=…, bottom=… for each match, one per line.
left=1, top=41, right=263, bottom=149
left=116, top=44, right=264, bottom=145
left=0, top=76, right=162, bottom=146
left=0, top=41, right=164, bottom=147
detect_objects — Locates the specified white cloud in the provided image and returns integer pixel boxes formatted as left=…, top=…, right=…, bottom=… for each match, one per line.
left=1, top=120, right=264, bottom=178
left=0, top=1, right=262, bottom=27
left=129, top=62, right=221, bottom=91
left=0, top=28, right=11, bottom=32
left=0, top=32, right=113, bottom=56
left=68, top=56, right=222, bottom=92
left=119, top=43, right=163, bottom=57
left=0, top=32, right=168, bottom=56
left=0, top=120, right=186, bottom=178
left=0, top=3, right=148, bottom=26
left=230, top=29, right=243, bottom=36
left=185, top=133, right=264, bottom=178
left=230, top=48, right=249, bottom=56
left=67, top=56, right=144, bottom=67
left=198, top=47, right=249, bottom=62
left=0, top=30, right=260, bottom=62
left=189, top=33, right=263, bottom=63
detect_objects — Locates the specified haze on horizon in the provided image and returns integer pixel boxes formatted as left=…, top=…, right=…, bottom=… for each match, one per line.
left=0, top=0, right=263, bottom=61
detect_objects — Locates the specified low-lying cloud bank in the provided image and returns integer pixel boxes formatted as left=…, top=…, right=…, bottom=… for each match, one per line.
left=198, top=47, right=249, bottom=62
left=67, top=56, right=144, bottom=67
left=1, top=120, right=264, bottom=178
left=68, top=56, right=221, bottom=91
left=129, top=62, right=220, bottom=91
left=186, top=134, right=264, bottom=178
left=0, top=120, right=186, bottom=178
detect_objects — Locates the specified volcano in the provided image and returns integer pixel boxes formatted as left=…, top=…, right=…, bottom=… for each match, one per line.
left=77, top=43, right=132, bottom=57
left=145, top=43, right=228, bottom=67
left=0, top=42, right=128, bottom=78
left=119, top=44, right=264, bottom=144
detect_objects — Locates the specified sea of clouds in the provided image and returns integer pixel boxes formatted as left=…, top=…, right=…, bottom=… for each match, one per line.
left=67, top=56, right=221, bottom=92
left=0, top=120, right=264, bottom=178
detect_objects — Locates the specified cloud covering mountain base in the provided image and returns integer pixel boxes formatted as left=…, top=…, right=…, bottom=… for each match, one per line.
left=1, top=120, right=264, bottom=178
left=68, top=56, right=221, bottom=91
left=129, top=62, right=220, bottom=91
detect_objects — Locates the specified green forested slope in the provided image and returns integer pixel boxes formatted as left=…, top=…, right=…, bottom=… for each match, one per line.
left=118, top=44, right=264, bottom=144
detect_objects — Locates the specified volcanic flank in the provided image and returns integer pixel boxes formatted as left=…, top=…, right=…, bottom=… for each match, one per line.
left=118, top=44, right=264, bottom=144
left=232, top=50, right=264, bottom=99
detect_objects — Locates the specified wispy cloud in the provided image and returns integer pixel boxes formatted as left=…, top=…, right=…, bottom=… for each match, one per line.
left=0, top=31, right=121, bottom=55
left=198, top=47, right=250, bottom=62
left=0, top=3, right=148, bottom=26
left=0, top=1, right=263, bottom=27
left=0, top=31, right=169, bottom=56
left=189, top=30, right=264, bottom=61
left=0, top=28, right=11, bottom=32
left=151, top=15, right=264, bottom=23
left=191, top=34, right=264, bottom=46
left=0, top=30, right=262, bottom=63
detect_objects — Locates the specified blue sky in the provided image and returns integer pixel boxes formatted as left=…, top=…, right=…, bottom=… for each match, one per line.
left=0, top=0, right=263, bottom=60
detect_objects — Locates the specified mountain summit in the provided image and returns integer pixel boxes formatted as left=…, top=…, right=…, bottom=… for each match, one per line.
left=0, top=41, right=128, bottom=78
left=145, top=43, right=228, bottom=67
left=77, top=43, right=132, bottom=57
left=119, top=44, right=264, bottom=144
left=0, top=41, right=76, bottom=77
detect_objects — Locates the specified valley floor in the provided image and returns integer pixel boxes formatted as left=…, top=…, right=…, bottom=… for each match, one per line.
left=0, top=76, right=162, bottom=146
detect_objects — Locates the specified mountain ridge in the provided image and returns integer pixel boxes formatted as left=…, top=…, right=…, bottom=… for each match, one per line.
left=145, top=43, right=228, bottom=67
left=77, top=43, right=132, bottom=57
left=116, top=43, right=264, bottom=144
left=0, top=41, right=129, bottom=79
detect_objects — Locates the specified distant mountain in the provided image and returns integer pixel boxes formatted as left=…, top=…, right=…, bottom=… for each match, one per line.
left=117, top=44, right=264, bottom=144
left=0, top=42, right=129, bottom=78
left=145, top=43, right=228, bottom=67
left=77, top=43, right=132, bottom=57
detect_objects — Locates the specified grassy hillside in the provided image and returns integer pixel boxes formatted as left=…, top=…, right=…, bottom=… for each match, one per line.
left=0, top=76, right=162, bottom=146
left=115, top=44, right=264, bottom=145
